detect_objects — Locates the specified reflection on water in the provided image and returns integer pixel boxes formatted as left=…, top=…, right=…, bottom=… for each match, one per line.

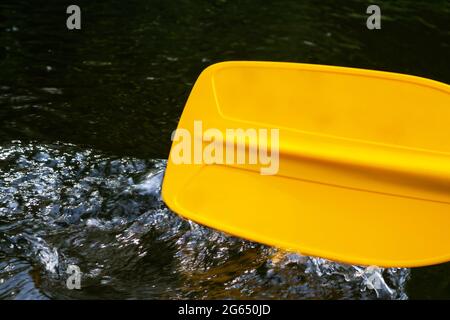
left=0, top=141, right=410, bottom=299
left=0, top=0, right=449, bottom=299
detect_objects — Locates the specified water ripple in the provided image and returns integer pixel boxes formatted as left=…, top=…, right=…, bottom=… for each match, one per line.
left=0, top=141, right=410, bottom=299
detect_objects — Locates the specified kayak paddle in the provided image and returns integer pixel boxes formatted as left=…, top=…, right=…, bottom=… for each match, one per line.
left=162, top=61, right=450, bottom=268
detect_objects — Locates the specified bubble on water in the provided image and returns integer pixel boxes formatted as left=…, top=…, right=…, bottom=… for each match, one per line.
left=134, top=169, right=165, bottom=197
left=86, top=218, right=103, bottom=229
left=33, top=152, right=50, bottom=162
left=300, top=256, right=410, bottom=299
left=12, top=234, right=60, bottom=274
left=38, top=246, right=59, bottom=274
left=40, top=88, right=63, bottom=95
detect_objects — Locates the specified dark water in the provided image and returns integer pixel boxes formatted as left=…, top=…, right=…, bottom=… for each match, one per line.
left=0, top=0, right=449, bottom=299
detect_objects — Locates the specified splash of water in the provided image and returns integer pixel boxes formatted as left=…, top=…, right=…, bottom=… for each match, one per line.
left=0, top=141, right=410, bottom=299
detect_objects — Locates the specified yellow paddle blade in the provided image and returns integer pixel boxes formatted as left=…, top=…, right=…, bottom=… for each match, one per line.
left=162, top=61, right=450, bottom=268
